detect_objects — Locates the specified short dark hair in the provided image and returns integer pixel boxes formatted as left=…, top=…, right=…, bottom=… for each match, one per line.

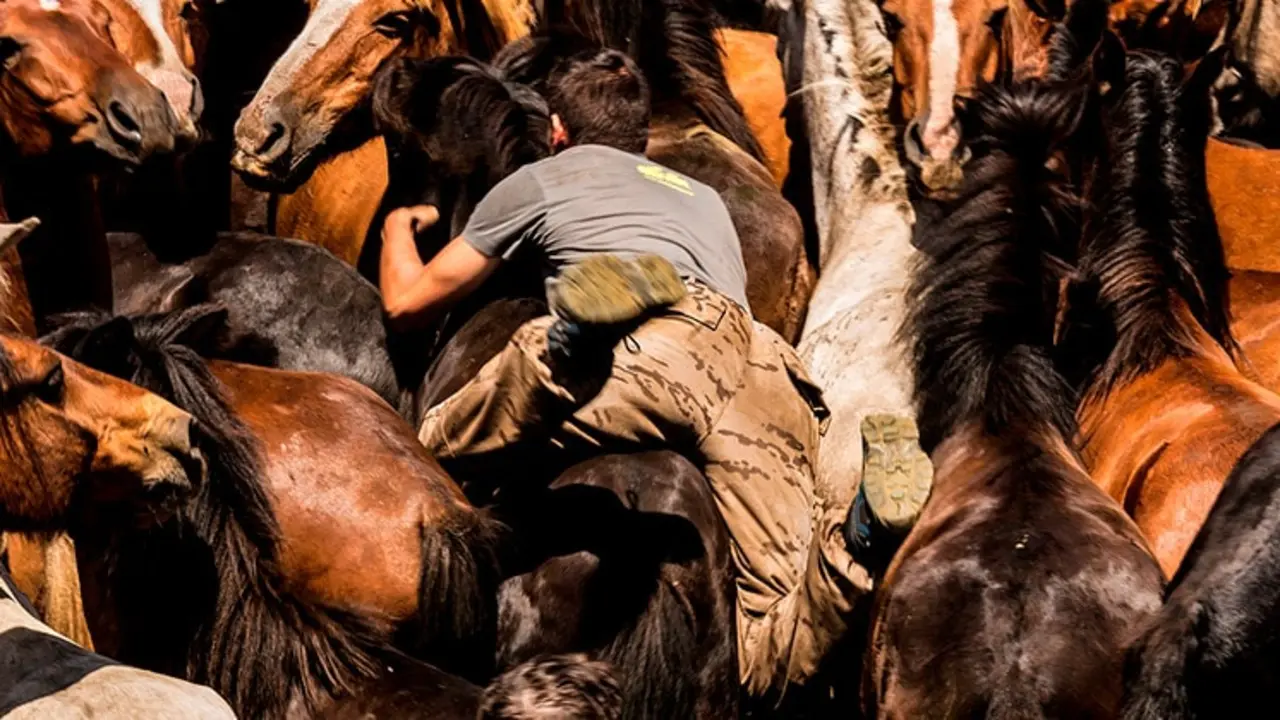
left=547, top=49, right=651, bottom=153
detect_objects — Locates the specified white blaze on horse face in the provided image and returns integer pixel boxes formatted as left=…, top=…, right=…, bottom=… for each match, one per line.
left=39, top=0, right=61, bottom=11
left=923, top=0, right=961, bottom=161
left=125, top=0, right=203, bottom=132
left=251, top=0, right=362, bottom=111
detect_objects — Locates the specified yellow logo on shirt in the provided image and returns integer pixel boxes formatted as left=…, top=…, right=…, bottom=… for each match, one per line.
left=636, top=164, right=695, bottom=196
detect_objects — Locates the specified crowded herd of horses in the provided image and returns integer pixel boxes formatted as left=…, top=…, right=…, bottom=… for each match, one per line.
left=2, top=0, right=1280, bottom=716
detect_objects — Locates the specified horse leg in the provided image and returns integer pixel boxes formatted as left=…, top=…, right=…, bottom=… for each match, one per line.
left=3, top=531, right=94, bottom=649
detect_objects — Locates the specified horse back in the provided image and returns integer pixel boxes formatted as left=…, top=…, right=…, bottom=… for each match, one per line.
left=868, top=428, right=1164, bottom=719
left=1080, top=352, right=1280, bottom=575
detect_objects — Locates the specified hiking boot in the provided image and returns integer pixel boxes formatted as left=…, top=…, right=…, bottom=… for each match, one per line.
left=545, top=254, right=686, bottom=365
left=859, top=414, right=933, bottom=532
left=547, top=254, right=686, bottom=326
left=845, top=414, right=933, bottom=567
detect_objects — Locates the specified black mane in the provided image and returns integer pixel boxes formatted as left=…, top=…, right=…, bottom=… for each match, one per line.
left=42, top=306, right=388, bottom=719
left=908, top=80, right=1087, bottom=450
left=1067, top=50, right=1238, bottom=399
left=525, top=0, right=765, bottom=163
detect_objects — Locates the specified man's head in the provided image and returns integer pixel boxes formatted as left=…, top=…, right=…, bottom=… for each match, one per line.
left=547, top=49, right=651, bottom=154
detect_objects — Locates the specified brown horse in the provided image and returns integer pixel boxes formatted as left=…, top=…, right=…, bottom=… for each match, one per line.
left=0, top=0, right=183, bottom=647
left=1059, top=47, right=1280, bottom=579
left=45, top=305, right=506, bottom=718
left=232, top=0, right=813, bottom=342
left=867, top=71, right=1164, bottom=718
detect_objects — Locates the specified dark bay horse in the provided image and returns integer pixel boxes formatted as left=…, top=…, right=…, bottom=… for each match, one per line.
left=866, top=74, right=1164, bottom=717
left=44, top=305, right=506, bottom=718
left=1061, top=49, right=1280, bottom=579
left=232, top=0, right=813, bottom=343
left=376, top=56, right=739, bottom=718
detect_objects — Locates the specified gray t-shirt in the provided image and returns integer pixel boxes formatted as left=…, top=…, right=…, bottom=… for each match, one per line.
left=461, top=144, right=751, bottom=310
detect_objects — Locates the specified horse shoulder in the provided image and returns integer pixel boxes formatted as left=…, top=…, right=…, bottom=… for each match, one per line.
left=1207, top=138, right=1280, bottom=272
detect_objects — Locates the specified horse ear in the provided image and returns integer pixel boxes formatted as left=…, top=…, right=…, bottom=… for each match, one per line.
left=1182, top=0, right=1232, bottom=62
left=0, top=217, right=39, bottom=254
left=168, top=304, right=230, bottom=353
left=1026, top=0, right=1067, bottom=21
left=372, top=58, right=422, bottom=141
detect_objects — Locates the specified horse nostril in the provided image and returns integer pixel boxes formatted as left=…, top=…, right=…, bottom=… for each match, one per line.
left=106, top=100, right=144, bottom=149
left=903, top=118, right=925, bottom=166
left=253, top=120, right=291, bottom=164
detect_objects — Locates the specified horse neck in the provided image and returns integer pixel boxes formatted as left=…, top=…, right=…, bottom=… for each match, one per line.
left=0, top=186, right=41, bottom=338
left=1236, top=0, right=1280, bottom=97
left=480, top=0, right=537, bottom=44
left=0, top=164, right=111, bottom=335
left=927, top=422, right=1086, bottom=508
left=794, top=0, right=915, bottom=334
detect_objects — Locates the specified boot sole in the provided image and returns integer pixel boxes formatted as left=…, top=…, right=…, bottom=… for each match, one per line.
left=860, top=414, right=933, bottom=532
left=548, top=254, right=687, bottom=326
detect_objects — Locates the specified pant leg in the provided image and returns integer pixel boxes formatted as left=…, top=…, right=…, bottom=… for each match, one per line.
left=419, top=282, right=750, bottom=466
left=700, top=322, right=873, bottom=699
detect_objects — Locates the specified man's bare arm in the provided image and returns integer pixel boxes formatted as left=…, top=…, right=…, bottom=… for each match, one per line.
left=380, top=205, right=501, bottom=331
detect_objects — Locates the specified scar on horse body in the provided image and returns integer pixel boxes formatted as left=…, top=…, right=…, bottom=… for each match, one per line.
left=867, top=69, right=1164, bottom=717
left=231, top=0, right=812, bottom=342
left=374, top=56, right=739, bottom=718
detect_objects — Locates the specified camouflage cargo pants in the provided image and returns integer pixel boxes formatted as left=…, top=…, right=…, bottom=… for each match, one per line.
left=419, top=282, right=872, bottom=699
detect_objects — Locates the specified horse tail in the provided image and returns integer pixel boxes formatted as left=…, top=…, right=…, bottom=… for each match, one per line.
left=906, top=78, right=1088, bottom=450
left=480, top=653, right=623, bottom=719
left=412, top=506, right=505, bottom=680
left=600, top=574, right=698, bottom=720
left=1120, top=601, right=1207, bottom=720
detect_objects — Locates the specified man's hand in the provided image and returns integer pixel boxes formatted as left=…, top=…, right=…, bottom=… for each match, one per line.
left=383, top=205, right=441, bottom=242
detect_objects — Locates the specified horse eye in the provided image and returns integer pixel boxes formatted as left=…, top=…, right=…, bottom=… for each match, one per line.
left=986, top=7, right=1009, bottom=33
left=180, top=1, right=199, bottom=22
left=35, top=363, right=64, bottom=404
left=374, top=11, right=417, bottom=39
left=0, top=37, right=23, bottom=72
left=881, top=11, right=904, bottom=41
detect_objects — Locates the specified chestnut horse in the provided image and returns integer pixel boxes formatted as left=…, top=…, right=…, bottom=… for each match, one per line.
left=868, top=75, right=1163, bottom=719
left=375, top=56, right=739, bottom=718
left=45, top=305, right=506, bottom=718
left=1060, top=49, right=1280, bottom=578
left=232, top=0, right=813, bottom=342
left=0, top=0, right=182, bottom=647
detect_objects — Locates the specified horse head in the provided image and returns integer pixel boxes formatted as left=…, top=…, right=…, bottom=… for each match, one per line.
left=232, top=0, right=520, bottom=192
left=880, top=0, right=1066, bottom=191
left=0, top=332, right=200, bottom=531
left=0, top=0, right=181, bottom=166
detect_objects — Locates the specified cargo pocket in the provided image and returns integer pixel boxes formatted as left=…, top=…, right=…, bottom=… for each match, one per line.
left=778, top=341, right=831, bottom=436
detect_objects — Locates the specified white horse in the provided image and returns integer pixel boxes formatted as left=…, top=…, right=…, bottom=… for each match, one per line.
left=788, top=0, right=927, bottom=521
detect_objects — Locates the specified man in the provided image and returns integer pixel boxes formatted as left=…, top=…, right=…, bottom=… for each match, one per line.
left=380, top=48, right=932, bottom=700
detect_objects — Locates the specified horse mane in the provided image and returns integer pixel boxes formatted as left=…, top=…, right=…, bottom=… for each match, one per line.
left=479, top=653, right=622, bottom=719
left=1070, top=50, right=1239, bottom=399
left=42, top=306, right=389, bottom=719
left=907, top=80, right=1086, bottom=450
left=535, top=0, right=766, bottom=163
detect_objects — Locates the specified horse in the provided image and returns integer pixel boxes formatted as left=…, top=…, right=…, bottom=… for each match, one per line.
left=106, top=230, right=409, bottom=415
left=1215, top=0, right=1280, bottom=144
left=775, top=1, right=921, bottom=662
left=231, top=0, right=814, bottom=343
left=0, top=0, right=184, bottom=647
left=375, top=56, right=739, bottom=718
left=867, top=72, right=1164, bottom=719
left=1059, top=46, right=1280, bottom=579
left=44, top=304, right=506, bottom=718
left=1, top=562, right=234, bottom=719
